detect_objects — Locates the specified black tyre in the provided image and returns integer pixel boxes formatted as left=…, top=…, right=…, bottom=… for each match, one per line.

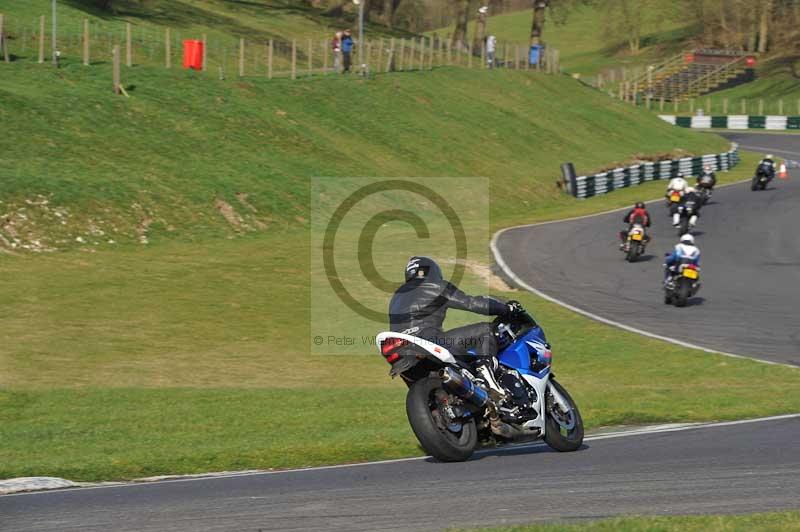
left=406, top=376, right=477, bottom=462
left=626, top=245, right=637, bottom=262
left=544, top=378, right=584, bottom=452
left=751, top=176, right=760, bottom=191
left=760, top=180, right=767, bottom=190
left=664, top=292, right=672, bottom=305
left=678, top=217, right=690, bottom=236
left=675, top=279, right=691, bottom=307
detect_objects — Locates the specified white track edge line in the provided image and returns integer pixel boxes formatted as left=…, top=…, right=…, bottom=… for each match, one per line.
left=3, top=413, right=798, bottom=498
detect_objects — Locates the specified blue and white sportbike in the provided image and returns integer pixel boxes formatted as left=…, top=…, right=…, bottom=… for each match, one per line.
left=376, top=304, right=583, bottom=462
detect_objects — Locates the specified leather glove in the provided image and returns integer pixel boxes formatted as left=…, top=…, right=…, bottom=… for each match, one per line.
left=505, top=300, right=525, bottom=316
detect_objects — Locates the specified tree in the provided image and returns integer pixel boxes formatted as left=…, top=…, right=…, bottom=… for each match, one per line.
left=472, top=5, right=488, bottom=51
left=530, top=0, right=549, bottom=46
left=528, top=0, right=593, bottom=47
left=757, top=0, right=773, bottom=52
left=451, top=0, right=475, bottom=51
left=383, top=0, right=395, bottom=28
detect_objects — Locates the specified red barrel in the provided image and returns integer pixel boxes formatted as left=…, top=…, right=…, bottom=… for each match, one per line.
left=183, top=40, right=204, bottom=70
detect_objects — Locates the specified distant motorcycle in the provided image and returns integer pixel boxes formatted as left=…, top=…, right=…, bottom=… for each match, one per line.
left=696, top=173, right=715, bottom=205
left=751, top=168, right=771, bottom=191
left=621, top=224, right=647, bottom=262
left=696, top=186, right=712, bottom=206
left=664, top=262, right=701, bottom=307
left=666, top=190, right=682, bottom=209
left=675, top=196, right=699, bottom=236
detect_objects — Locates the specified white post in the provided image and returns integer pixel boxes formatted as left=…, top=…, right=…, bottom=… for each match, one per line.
left=51, top=0, right=57, bottom=65
left=358, top=0, right=365, bottom=74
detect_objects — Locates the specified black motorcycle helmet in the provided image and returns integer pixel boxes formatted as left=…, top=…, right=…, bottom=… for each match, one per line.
left=404, top=256, right=443, bottom=283
left=635, top=201, right=645, bottom=209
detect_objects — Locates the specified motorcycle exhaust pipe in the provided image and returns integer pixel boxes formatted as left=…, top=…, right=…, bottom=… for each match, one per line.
left=440, top=367, right=489, bottom=409
left=489, top=413, right=526, bottom=440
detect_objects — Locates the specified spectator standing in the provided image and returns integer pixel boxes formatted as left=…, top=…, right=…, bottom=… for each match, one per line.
left=341, top=29, right=354, bottom=73
left=332, top=31, right=343, bottom=73
left=486, top=35, right=496, bottom=69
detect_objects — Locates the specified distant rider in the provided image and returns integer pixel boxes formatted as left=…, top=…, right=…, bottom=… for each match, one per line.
left=389, top=256, right=518, bottom=398
left=664, top=234, right=700, bottom=282
left=696, top=165, right=717, bottom=190
left=757, top=154, right=776, bottom=183
left=666, top=173, right=688, bottom=198
left=619, top=201, right=652, bottom=247
left=666, top=173, right=688, bottom=217
left=673, top=187, right=701, bottom=228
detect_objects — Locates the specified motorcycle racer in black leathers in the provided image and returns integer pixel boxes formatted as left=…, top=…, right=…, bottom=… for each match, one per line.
left=695, top=165, right=716, bottom=204
left=697, top=165, right=717, bottom=190
left=757, top=155, right=776, bottom=183
left=389, top=256, right=517, bottom=398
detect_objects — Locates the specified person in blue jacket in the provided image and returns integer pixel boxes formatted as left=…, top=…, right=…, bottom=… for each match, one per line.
left=341, top=29, right=354, bottom=73
left=664, top=233, right=700, bottom=282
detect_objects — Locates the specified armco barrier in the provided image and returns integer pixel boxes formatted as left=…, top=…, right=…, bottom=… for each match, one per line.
left=659, top=115, right=800, bottom=130
left=569, top=144, right=739, bottom=199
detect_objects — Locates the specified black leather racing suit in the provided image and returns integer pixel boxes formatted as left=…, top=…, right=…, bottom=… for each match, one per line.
left=388, top=272, right=507, bottom=363
left=758, top=159, right=776, bottom=182
left=696, top=171, right=716, bottom=189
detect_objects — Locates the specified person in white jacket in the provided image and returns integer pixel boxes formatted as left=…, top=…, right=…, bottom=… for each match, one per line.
left=666, top=173, right=688, bottom=217
left=486, top=35, right=496, bottom=69
left=667, top=174, right=688, bottom=195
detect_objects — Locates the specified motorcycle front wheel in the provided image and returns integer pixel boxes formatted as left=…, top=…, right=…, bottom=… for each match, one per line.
left=544, top=379, right=584, bottom=452
left=406, top=376, right=477, bottom=462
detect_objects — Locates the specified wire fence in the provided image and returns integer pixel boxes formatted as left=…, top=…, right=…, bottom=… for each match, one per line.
left=0, top=13, right=561, bottom=83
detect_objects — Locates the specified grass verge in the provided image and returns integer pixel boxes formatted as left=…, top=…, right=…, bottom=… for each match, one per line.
left=2, top=47, right=797, bottom=482
left=454, top=511, right=800, bottom=531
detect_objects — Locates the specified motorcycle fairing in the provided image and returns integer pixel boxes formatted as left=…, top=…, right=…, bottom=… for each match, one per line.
left=497, top=326, right=553, bottom=433
left=375, top=331, right=458, bottom=365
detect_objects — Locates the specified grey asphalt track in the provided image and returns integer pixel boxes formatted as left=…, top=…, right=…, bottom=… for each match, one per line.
left=495, top=133, right=800, bottom=365
left=2, top=417, right=799, bottom=531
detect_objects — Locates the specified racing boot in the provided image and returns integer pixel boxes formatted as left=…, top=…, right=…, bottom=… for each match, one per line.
left=475, top=358, right=506, bottom=401
left=672, top=212, right=680, bottom=227
left=689, top=214, right=698, bottom=228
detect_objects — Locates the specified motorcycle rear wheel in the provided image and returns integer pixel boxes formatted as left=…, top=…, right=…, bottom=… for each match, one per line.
left=406, top=376, right=477, bottom=462
left=625, top=244, right=638, bottom=262
left=544, top=379, right=584, bottom=452
left=675, top=279, right=691, bottom=307
left=751, top=176, right=760, bottom=191
left=678, top=217, right=690, bottom=236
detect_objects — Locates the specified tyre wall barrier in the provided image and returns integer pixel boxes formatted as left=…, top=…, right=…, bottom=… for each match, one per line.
left=659, top=115, right=800, bottom=130
left=570, top=144, right=739, bottom=199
